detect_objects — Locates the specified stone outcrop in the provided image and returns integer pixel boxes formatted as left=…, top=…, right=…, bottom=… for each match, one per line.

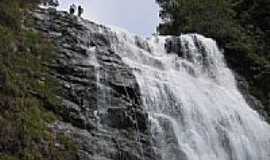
left=32, top=8, right=160, bottom=160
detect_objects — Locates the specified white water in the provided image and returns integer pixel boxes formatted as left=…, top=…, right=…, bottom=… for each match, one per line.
left=108, top=31, right=270, bottom=160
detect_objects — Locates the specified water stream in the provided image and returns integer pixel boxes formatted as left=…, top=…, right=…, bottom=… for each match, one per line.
left=110, top=32, right=270, bottom=160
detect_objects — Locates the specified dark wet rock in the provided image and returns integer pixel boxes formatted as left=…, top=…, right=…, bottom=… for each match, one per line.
left=0, top=72, right=5, bottom=88
left=31, top=8, right=160, bottom=160
left=135, top=36, right=151, bottom=53
left=100, top=107, right=148, bottom=132
left=165, top=37, right=182, bottom=57
left=234, top=73, right=268, bottom=120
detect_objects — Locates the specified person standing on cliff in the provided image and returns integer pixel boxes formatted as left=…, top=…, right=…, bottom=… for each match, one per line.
left=78, top=5, right=84, bottom=17
left=69, top=4, right=76, bottom=15
left=49, top=0, right=59, bottom=7
left=42, top=0, right=59, bottom=7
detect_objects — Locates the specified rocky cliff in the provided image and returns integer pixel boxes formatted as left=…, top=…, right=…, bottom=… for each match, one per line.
left=29, top=7, right=270, bottom=160
left=32, top=8, right=160, bottom=160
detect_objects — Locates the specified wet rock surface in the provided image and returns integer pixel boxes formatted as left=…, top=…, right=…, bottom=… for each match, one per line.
left=234, top=73, right=268, bottom=120
left=32, top=8, right=160, bottom=160
left=0, top=72, right=5, bottom=88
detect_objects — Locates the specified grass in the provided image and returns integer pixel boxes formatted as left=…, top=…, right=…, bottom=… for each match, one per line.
left=0, top=0, right=79, bottom=159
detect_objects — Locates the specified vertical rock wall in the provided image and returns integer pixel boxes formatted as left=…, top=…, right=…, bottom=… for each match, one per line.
left=32, top=8, right=160, bottom=160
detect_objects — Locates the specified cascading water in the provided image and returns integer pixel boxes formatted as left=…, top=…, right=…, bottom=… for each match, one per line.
left=109, top=31, right=270, bottom=160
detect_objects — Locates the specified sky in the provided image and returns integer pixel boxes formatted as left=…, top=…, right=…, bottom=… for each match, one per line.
left=58, top=0, right=160, bottom=37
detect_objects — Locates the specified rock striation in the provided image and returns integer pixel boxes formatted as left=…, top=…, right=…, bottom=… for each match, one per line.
left=32, top=8, right=160, bottom=160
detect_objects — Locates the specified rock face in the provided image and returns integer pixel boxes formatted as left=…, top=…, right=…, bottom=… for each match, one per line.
left=31, top=8, right=270, bottom=160
left=32, top=8, right=160, bottom=160
left=0, top=72, right=5, bottom=89
left=234, top=73, right=268, bottom=119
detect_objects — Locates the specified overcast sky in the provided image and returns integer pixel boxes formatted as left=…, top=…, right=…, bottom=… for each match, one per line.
left=58, top=0, right=160, bottom=37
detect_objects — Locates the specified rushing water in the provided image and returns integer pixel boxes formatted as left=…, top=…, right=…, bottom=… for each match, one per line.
left=109, top=31, right=270, bottom=160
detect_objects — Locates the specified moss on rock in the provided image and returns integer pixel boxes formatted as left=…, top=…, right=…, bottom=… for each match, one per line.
left=0, top=0, right=79, bottom=159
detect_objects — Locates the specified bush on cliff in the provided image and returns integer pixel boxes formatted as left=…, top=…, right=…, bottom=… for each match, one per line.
left=0, top=0, right=78, bottom=159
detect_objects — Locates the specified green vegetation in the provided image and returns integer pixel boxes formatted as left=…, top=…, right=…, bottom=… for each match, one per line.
left=156, top=0, right=270, bottom=118
left=0, top=0, right=78, bottom=159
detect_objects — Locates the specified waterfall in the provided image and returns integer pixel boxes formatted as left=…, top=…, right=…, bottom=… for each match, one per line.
left=109, top=31, right=270, bottom=160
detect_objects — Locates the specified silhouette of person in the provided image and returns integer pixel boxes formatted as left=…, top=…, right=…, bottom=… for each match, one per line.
left=78, top=5, right=84, bottom=17
left=69, top=4, right=76, bottom=15
left=48, top=0, right=59, bottom=7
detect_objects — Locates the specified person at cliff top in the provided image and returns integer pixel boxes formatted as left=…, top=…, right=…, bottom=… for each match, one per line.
left=78, top=5, right=84, bottom=17
left=49, top=0, right=59, bottom=7
left=42, top=0, right=59, bottom=7
left=69, top=4, right=76, bottom=15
